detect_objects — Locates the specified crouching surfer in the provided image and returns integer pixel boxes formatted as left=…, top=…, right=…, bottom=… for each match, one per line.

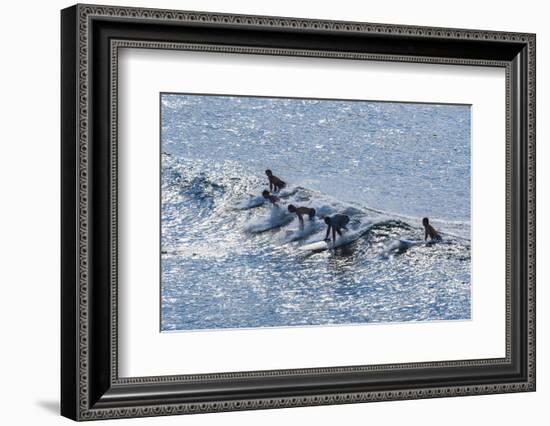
left=262, top=190, right=281, bottom=206
left=323, top=214, right=350, bottom=244
left=422, top=217, right=442, bottom=242
left=287, top=204, right=316, bottom=230
left=265, top=169, right=286, bottom=192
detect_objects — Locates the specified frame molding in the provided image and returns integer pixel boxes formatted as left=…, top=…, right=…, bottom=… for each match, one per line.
left=61, top=3, right=535, bottom=421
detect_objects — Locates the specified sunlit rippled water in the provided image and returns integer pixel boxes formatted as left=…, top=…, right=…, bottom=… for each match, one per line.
left=160, top=95, right=471, bottom=331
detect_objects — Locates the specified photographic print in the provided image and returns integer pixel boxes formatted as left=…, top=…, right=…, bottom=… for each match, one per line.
left=160, top=93, right=472, bottom=332
left=61, top=7, right=536, bottom=417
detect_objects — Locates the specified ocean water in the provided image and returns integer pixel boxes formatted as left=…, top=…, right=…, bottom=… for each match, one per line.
left=160, top=94, right=471, bottom=331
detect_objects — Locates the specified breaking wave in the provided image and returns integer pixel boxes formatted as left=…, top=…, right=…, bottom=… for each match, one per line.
left=161, top=154, right=471, bottom=331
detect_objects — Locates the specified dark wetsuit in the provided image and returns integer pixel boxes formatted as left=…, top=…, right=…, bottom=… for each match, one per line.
left=268, top=175, right=286, bottom=192
left=324, top=214, right=350, bottom=242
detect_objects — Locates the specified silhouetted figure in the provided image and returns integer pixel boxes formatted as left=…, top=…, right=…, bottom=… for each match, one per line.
left=323, top=214, right=350, bottom=243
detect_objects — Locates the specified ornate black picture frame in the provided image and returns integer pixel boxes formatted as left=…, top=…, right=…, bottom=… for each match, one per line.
left=61, top=4, right=536, bottom=421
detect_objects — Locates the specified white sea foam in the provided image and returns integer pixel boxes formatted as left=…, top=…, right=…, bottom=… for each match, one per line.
left=232, top=195, right=265, bottom=210
left=243, top=205, right=294, bottom=233
left=279, top=218, right=322, bottom=244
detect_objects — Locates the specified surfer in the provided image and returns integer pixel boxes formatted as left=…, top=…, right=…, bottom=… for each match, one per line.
left=265, top=169, right=286, bottom=192
left=288, top=204, right=316, bottom=230
left=262, top=190, right=281, bottom=206
left=422, top=217, right=442, bottom=242
left=323, top=214, right=350, bottom=243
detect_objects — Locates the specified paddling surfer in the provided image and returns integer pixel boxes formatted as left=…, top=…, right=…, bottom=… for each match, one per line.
left=288, top=204, right=316, bottom=230
left=265, top=169, right=286, bottom=192
left=422, top=217, right=442, bottom=242
left=323, top=214, right=350, bottom=243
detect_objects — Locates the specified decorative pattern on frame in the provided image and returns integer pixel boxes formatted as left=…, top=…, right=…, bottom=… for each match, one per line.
left=110, top=39, right=512, bottom=384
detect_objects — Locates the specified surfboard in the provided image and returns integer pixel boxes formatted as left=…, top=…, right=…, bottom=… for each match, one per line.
left=299, top=240, right=330, bottom=252
left=299, top=230, right=363, bottom=252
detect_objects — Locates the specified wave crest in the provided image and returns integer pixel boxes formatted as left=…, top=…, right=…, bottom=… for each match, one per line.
left=161, top=155, right=471, bottom=257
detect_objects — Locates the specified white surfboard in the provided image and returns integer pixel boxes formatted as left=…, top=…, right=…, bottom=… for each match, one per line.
left=299, top=230, right=363, bottom=252
left=299, top=240, right=330, bottom=252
